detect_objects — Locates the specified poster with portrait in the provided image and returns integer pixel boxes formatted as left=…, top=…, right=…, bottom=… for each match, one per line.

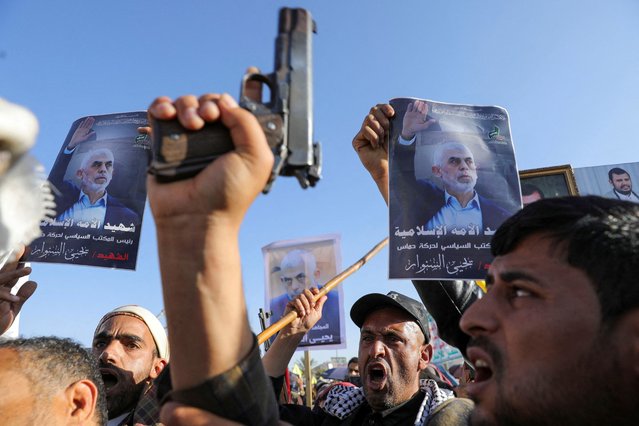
left=263, top=234, right=346, bottom=350
left=573, top=162, right=639, bottom=203
left=389, top=98, right=521, bottom=280
left=519, top=165, right=579, bottom=207
left=27, top=112, right=150, bottom=270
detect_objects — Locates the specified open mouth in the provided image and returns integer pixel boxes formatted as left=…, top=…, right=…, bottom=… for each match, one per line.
left=100, top=369, right=120, bottom=391
left=366, top=363, right=388, bottom=390
left=472, top=358, right=493, bottom=382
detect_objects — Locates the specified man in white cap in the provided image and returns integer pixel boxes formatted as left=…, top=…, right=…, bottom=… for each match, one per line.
left=92, top=305, right=169, bottom=426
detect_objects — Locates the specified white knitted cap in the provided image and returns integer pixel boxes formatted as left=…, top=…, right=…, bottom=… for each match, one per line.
left=95, top=305, right=169, bottom=360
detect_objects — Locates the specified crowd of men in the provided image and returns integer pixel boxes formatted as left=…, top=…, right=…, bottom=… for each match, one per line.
left=1, top=92, right=638, bottom=426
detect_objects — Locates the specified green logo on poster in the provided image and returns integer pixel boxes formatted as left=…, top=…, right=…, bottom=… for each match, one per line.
left=489, top=126, right=500, bottom=139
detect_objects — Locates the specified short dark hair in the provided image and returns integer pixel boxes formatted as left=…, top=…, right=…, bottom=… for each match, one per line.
left=521, top=183, right=544, bottom=198
left=347, top=357, right=358, bottom=365
left=0, top=336, right=107, bottom=425
left=608, top=167, right=629, bottom=181
left=492, top=196, right=639, bottom=322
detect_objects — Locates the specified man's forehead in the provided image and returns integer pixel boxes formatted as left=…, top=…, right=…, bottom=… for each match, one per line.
left=87, top=152, right=113, bottom=163
left=443, top=146, right=473, bottom=159
left=612, top=173, right=630, bottom=179
left=95, top=314, right=152, bottom=338
left=360, top=307, right=420, bottom=332
left=281, top=263, right=307, bottom=275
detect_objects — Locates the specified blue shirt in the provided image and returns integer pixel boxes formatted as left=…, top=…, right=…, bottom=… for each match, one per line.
left=426, top=190, right=483, bottom=233
left=57, top=190, right=107, bottom=227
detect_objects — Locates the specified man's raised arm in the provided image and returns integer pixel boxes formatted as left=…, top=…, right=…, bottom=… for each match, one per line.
left=147, top=93, right=278, bottom=425
left=262, top=288, right=327, bottom=378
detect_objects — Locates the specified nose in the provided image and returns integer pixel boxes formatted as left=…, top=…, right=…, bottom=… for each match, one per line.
left=291, top=281, right=304, bottom=295
left=368, top=338, right=386, bottom=359
left=459, top=292, right=499, bottom=338
left=97, top=341, right=121, bottom=365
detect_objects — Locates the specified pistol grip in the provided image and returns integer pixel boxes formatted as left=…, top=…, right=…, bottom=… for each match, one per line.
left=148, top=117, right=234, bottom=182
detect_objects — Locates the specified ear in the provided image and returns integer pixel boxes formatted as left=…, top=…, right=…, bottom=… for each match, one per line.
left=419, top=343, right=433, bottom=370
left=624, top=310, right=639, bottom=377
left=432, top=165, right=441, bottom=177
left=610, top=309, right=639, bottom=378
left=149, top=357, right=168, bottom=380
left=66, top=379, right=98, bottom=424
left=76, top=169, right=84, bottom=179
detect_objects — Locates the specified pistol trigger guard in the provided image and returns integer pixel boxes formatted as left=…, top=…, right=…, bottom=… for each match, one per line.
left=240, top=72, right=276, bottom=108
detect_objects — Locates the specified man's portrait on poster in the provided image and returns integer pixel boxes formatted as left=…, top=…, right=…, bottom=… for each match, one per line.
left=264, top=239, right=344, bottom=348
left=25, top=112, right=148, bottom=270
left=391, top=99, right=519, bottom=236
left=573, top=162, right=639, bottom=205
left=49, top=116, right=143, bottom=230
left=388, top=98, right=520, bottom=280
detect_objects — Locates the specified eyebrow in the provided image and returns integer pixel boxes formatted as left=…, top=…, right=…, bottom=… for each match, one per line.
left=487, top=270, right=544, bottom=288
left=93, top=332, right=144, bottom=344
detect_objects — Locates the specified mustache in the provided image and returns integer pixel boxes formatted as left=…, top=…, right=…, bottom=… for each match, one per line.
left=98, top=360, right=126, bottom=374
left=466, top=336, right=503, bottom=372
left=364, top=357, right=389, bottom=370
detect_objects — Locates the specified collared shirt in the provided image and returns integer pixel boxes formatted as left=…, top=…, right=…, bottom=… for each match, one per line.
left=57, top=190, right=107, bottom=226
left=118, top=381, right=162, bottom=426
left=426, top=190, right=483, bottom=232
left=107, top=413, right=128, bottom=426
left=610, top=189, right=639, bottom=202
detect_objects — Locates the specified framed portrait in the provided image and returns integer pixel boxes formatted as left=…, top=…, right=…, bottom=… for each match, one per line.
left=519, top=164, right=579, bottom=207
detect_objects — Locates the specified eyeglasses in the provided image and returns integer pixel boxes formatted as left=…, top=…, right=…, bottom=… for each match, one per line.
left=281, top=273, right=307, bottom=286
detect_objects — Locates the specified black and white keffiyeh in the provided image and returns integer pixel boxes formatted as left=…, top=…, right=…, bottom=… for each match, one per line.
left=322, top=379, right=453, bottom=425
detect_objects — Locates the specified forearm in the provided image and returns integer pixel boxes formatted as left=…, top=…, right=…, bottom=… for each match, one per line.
left=262, top=328, right=307, bottom=377
left=156, top=214, right=253, bottom=390
left=373, top=172, right=389, bottom=205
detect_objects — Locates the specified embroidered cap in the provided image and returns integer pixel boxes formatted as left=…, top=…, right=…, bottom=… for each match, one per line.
left=350, top=291, right=430, bottom=343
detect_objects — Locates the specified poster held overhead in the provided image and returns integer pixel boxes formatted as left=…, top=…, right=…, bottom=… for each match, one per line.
left=27, top=112, right=149, bottom=270
left=263, top=234, right=345, bottom=350
left=389, top=98, right=520, bottom=280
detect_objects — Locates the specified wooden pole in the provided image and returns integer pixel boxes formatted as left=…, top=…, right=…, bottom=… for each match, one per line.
left=304, top=350, right=312, bottom=407
left=257, top=237, right=388, bottom=345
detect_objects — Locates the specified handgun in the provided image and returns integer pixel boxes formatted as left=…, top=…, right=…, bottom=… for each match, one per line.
left=148, top=8, right=321, bottom=193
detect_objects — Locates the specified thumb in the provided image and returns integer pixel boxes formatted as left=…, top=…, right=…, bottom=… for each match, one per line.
left=314, top=294, right=328, bottom=313
left=217, top=94, right=273, bottom=175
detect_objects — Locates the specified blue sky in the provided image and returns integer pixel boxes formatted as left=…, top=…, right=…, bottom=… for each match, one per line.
left=2, top=0, right=638, bottom=364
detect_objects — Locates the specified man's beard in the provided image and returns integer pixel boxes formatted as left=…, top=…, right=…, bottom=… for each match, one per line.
left=442, top=174, right=476, bottom=196
left=616, top=187, right=632, bottom=195
left=82, top=179, right=109, bottom=197
left=107, top=379, right=147, bottom=419
left=469, top=335, right=636, bottom=426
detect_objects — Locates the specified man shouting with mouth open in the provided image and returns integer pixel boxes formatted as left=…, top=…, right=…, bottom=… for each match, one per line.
left=92, top=305, right=169, bottom=425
